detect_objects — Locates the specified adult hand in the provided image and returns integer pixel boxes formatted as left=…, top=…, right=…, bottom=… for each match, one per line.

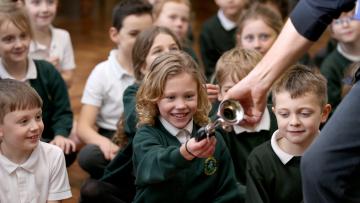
left=224, top=71, right=268, bottom=126
left=50, top=135, right=77, bottom=154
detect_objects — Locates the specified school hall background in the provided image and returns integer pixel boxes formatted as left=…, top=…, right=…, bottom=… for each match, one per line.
left=56, top=1, right=328, bottom=202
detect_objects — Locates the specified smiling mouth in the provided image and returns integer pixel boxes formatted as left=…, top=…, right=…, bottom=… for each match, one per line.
left=172, top=113, right=188, bottom=118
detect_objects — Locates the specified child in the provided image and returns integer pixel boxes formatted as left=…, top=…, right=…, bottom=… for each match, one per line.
left=77, top=0, right=153, bottom=179
left=133, top=50, right=242, bottom=202
left=200, top=0, right=248, bottom=80
left=0, top=79, right=71, bottom=203
left=0, top=2, right=76, bottom=166
left=320, top=9, right=360, bottom=112
left=23, top=0, right=76, bottom=88
left=236, top=3, right=283, bottom=56
left=245, top=65, right=331, bottom=203
left=214, top=48, right=277, bottom=187
left=153, top=0, right=198, bottom=62
left=79, top=26, right=182, bottom=203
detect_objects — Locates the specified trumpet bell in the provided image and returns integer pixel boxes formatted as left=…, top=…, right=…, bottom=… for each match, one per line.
left=218, top=99, right=244, bottom=125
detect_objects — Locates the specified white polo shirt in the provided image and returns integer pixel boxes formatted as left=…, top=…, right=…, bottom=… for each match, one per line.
left=0, top=142, right=72, bottom=203
left=29, top=26, right=76, bottom=71
left=81, top=50, right=135, bottom=130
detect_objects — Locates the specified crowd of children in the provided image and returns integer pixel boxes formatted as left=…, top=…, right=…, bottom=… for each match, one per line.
left=0, top=0, right=359, bottom=202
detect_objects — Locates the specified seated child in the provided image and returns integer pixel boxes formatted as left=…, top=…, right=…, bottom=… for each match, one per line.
left=77, top=0, right=153, bottom=179
left=0, top=79, right=71, bottom=203
left=245, top=65, right=331, bottom=203
left=320, top=8, right=360, bottom=112
left=200, top=0, right=248, bottom=80
left=133, top=50, right=242, bottom=202
left=214, top=48, right=277, bottom=187
left=153, top=0, right=198, bottom=62
left=23, top=0, right=76, bottom=88
left=0, top=3, right=76, bottom=166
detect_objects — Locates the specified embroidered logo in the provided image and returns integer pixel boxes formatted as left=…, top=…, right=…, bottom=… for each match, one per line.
left=204, top=156, right=217, bottom=176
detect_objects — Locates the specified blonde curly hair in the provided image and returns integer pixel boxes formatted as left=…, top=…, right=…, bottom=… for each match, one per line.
left=136, top=50, right=210, bottom=127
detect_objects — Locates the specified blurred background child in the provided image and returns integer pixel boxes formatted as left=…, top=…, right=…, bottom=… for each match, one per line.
left=23, top=0, right=76, bottom=88
left=77, top=0, right=153, bottom=179
left=200, top=0, right=248, bottom=81
left=153, top=0, right=198, bottom=62
left=320, top=9, right=360, bottom=113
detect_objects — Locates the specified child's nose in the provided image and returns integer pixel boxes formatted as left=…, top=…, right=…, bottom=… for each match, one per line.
left=29, top=120, right=41, bottom=131
left=289, top=115, right=301, bottom=126
left=175, top=99, right=186, bottom=108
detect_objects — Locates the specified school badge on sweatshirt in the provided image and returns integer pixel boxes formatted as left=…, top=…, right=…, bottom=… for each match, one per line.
left=204, top=156, right=217, bottom=176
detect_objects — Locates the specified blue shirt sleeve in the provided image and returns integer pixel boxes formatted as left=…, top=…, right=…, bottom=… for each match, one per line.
left=290, top=0, right=356, bottom=41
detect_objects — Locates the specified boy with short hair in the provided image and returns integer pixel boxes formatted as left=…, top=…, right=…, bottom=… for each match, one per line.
left=214, top=48, right=277, bottom=194
left=0, top=79, right=71, bottom=203
left=200, top=0, right=248, bottom=80
left=77, top=0, right=153, bottom=179
left=320, top=8, right=360, bottom=112
left=245, top=65, right=331, bottom=203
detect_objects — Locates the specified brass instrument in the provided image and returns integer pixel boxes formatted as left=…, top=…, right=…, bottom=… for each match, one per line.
left=195, top=99, right=244, bottom=141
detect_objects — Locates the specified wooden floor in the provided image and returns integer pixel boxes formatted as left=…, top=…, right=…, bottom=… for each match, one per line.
left=55, top=1, right=328, bottom=202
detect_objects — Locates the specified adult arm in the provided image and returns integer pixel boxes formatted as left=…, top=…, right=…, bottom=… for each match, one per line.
left=225, top=19, right=312, bottom=124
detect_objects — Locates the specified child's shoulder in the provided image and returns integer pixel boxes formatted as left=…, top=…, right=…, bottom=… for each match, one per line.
left=202, top=13, right=221, bottom=29
left=39, top=141, right=64, bottom=156
left=248, top=140, right=272, bottom=161
left=51, top=26, right=71, bottom=39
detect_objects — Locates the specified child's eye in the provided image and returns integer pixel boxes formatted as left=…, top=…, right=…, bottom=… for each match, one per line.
left=166, top=96, right=175, bottom=100
left=278, top=112, right=289, bottom=118
left=169, top=14, right=177, bottom=20
left=2, top=36, right=14, bottom=43
left=300, top=112, right=311, bottom=117
left=30, top=0, right=41, bottom=5
left=244, top=35, right=254, bottom=42
left=169, top=45, right=179, bottom=51
left=129, top=31, right=139, bottom=37
left=185, top=94, right=194, bottom=100
left=20, top=33, right=28, bottom=40
left=35, top=114, right=42, bottom=121
left=259, top=33, right=270, bottom=41
left=18, top=119, right=29, bottom=125
left=47, top=0, right=56, bottom=4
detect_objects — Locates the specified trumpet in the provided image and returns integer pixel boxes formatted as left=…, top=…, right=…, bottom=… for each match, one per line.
left=195, top=99, right=244, bottom=141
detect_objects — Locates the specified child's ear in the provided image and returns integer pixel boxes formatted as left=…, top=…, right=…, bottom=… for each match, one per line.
left=109, top=27, right=120, bottom=44
left=320, top=104, right=332, bottom=123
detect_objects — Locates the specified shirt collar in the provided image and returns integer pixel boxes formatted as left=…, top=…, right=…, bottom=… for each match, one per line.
left=0, top=142, right=40, bottom=174
left=108, top=49, right=133, bottom=80
left=159, top=116, right=193, bottom=137
left=270, top=130, right=294, bottom=165
left=217, top=9, right=237, bottom=31
left=233, top=108, right=271, bottom=134
left=337, top=44, right=360, bottom=61
left=0, top=58, right=37, bottom=81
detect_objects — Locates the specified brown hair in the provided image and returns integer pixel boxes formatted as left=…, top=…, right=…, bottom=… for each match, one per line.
left=271, top=64, right=328, bottom=107
left=152, top=0, right=190, bottom=19
left=236, top=3, right=283, bottom=38
left=215, top=48, right=262, bottom=86
left=132, top=26, right=181, bottom=82
left=0, top=79, right=42, bottom=123
left=136, top=50, right=210, bottom=127
left=0, top=2, right=33, bottom=38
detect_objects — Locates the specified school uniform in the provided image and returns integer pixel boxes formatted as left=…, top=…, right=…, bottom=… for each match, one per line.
left=29, top=26, right=76, bottom=71
left=78, top=49, right=135, bottom=179
left=245, top=130, right=303, bottom=203
left=133, top=117, right=242, bottom=203
left=220, top=107, right=277, bottom=185
left=0, top=142, right=71, bottom=203
left=320, top=45, right=359, bottom=110
left=200, top=10, right=237, bottom=80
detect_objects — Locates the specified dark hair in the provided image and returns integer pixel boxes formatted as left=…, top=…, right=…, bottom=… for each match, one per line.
left=0, top=79, right=42, bottom=123
left=112, top=0, right=153, bottom=31
left=132, top=26, right=181, bottom=82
